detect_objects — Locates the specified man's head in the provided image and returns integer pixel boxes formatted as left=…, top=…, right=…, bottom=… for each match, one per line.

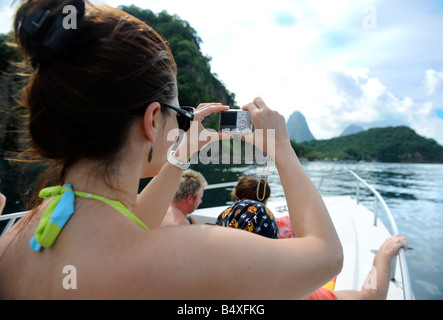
left=173, top=169, right=207, bottom=214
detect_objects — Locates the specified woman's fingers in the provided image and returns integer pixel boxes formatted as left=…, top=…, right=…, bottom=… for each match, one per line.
left=179, top=103, right=233, bottom=154
left=240, top=98, right=291, bottom=158
left=252, top=97, right=268, bottom=109
left=194, top=103, right=229, bottom=121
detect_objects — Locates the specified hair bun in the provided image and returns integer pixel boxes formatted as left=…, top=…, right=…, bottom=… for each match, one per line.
left=14, top=0, right=85, bottom=67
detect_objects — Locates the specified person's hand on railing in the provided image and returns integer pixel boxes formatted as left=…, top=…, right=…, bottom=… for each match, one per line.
left=379, top=234, right=409, bottom=260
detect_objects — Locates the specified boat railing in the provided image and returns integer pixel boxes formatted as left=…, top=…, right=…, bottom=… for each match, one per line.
left=204, top=181, right=239, bottom=190
left=312, top=170, right=392, bottom=228
left=311, top=170, right=414, bottom=300
left=0, top=210, right=28, bottom=237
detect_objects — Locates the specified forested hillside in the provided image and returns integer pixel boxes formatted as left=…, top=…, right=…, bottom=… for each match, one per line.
left=0, top=5, right=237, bottom=156
left=292, top=126, right=443, bottom=163
left=119, top=5, right=236, bottom=109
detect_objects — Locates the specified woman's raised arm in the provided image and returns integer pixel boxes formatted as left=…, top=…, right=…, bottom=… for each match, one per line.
left=135, top=103, right=230, bottom=229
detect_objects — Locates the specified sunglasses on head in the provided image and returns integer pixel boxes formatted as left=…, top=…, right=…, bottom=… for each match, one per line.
left=159, top=102, right=194, bottom=132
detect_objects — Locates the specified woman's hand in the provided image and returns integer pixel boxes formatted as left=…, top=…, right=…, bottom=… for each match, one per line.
left=192, top=103, right=227, bottom=122
left=241, top=97, right=291, bottom=160
left=174, top=103, right=232, bottom=162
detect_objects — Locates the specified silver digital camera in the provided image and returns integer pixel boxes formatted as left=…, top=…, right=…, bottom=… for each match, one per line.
left=219, top=110, right=253, bottom=135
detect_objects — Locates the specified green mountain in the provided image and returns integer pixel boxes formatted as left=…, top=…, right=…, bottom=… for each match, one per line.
left=292, top=126, right=443, bottom=163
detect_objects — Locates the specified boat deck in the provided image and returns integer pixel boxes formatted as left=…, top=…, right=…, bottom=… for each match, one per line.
left=320, top=196, right=404, bottom=299
left=193, top=195, right=407, bottom=299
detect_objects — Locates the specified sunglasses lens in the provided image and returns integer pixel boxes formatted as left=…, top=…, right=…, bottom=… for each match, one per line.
left=177, top=115, right=190, bottom=131
left=177, top=107, right=193, bottom=132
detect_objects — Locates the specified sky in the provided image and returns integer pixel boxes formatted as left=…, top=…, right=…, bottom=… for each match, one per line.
left=1, top=0, right=443, bottom=144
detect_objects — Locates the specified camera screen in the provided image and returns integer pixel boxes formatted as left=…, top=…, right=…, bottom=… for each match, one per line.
left=220, top=112, right=237, bottom=126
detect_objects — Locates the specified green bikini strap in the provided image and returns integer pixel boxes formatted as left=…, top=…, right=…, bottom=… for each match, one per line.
left=29, top=184, right=148, bottom=252
left=74, top=191, right=149, bottom=231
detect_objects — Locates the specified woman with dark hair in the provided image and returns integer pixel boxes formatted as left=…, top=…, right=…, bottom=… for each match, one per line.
left=0, top=0, right=342, bottom=299
left=231, top=176, right=271, bottom=204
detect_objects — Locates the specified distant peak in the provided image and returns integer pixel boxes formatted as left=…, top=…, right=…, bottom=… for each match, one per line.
left=340, top=124, right=365, bottom=137
left=286, top=111, right=315, bottom=143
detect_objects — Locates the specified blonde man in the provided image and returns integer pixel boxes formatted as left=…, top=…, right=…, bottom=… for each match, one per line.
left=160, top=169, right=207, bottom=226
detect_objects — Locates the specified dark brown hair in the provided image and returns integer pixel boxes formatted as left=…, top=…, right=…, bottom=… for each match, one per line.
left=13, top=0, right=177, bottom=190
left=231, top=176, right=271, bottom=204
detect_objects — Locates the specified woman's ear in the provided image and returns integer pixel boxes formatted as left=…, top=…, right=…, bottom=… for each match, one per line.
left=142, top=102, right=162, bottom=143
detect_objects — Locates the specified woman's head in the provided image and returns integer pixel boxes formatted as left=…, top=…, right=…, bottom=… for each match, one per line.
left=14, top=0, right=178, bottom=181
left=231, top=176, right=271, bottom=204
left=216, top=199, right=279, bottom=239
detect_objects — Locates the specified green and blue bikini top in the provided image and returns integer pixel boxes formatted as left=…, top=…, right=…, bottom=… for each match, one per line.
left=29, top=184, right=149, bottom=251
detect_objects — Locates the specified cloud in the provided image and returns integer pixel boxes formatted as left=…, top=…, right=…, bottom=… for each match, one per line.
left=1, top=0, right=442, bottom=145
left=0, top=4, right=14, bottom=33
left=425, top=69, right=443, bottom=96
left=273, top=11, right=297, bottom=27
left=302, top=69, right=443, bottom=144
